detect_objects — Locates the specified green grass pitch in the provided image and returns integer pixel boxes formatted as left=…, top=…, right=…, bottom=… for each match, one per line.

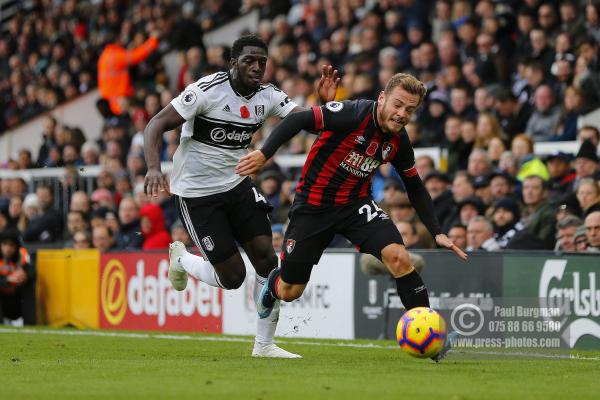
left=1, top=327, right=599, bottom=400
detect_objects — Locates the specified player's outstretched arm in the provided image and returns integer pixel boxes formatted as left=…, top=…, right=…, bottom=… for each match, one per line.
left=400, top=170, right=468, bottom=261
left=236, top=110, right=316, bottom=176
left=143, top=104, right=185, bottom=197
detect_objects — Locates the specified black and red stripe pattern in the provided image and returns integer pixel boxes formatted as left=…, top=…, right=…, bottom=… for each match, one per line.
left=295, top=100, right=406, bottom=207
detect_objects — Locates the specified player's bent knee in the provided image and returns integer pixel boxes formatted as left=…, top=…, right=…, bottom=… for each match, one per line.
left=218, top=269, right=246, bottom=290
left=244, top=236, right=277, bottom=270
left=382, top=245, right=412, bottom=277
left=278, top=284, right=304, bottom=301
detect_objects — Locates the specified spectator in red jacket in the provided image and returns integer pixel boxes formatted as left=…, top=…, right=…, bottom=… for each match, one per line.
left=139, top=203, right=171, bottom=249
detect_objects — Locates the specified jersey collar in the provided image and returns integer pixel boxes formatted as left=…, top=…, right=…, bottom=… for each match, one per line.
left=228, top=71, right=261, bottom=101
left=372, top=101, right=383, bottom=132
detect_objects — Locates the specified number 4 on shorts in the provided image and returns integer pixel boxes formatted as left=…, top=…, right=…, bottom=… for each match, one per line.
left=252, top=187, right=267, bottom=203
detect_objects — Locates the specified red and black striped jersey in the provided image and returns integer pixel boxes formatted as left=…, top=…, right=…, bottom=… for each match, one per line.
left=295, top=99, right=418, bottom=207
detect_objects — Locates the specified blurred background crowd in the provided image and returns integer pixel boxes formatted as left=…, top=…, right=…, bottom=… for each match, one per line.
left=1, top=0, right=600, bottom=258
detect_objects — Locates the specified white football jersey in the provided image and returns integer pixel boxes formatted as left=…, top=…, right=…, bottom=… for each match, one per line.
left=169, top=71, right=297, bottom=197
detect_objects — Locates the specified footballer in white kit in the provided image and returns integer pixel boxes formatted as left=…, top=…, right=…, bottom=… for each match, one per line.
left=169, top=70, right=295, bottom=199
left=144, top=35, right=339, bottom=358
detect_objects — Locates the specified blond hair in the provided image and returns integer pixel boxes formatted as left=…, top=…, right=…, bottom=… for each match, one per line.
left=384, top=73, right=427, bottom=105
left=474, top=112, right=505, bottom=149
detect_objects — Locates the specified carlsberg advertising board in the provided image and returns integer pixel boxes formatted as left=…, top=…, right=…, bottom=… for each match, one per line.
left=503, top=255, right=600, bottom=349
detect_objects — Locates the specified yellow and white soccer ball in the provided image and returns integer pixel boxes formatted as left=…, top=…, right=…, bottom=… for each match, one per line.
left=396, top=307, right=447, bottom=358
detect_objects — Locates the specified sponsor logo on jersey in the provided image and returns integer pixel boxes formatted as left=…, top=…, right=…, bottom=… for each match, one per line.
left=202, top=236, right=215, bottom=251
left=182, top=90, right=197, bottom=106
left=326, top=101, right=343, bottom=112
left=193, top=116, right=262, bottom=149
left=286, top=239, right=296, bottom=254
left=340, top=150, right=382, bottom=177
left=210, top=127, right=252, bottom=144
left=382, top=142, right=393, bottom=160
left=222, top=104, right=231, bottom=112
left=255, top=105, right=264, bottom=116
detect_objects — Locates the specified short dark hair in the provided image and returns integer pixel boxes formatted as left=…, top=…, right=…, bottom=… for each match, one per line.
left=579, top=125, right=600, bottom=141
left=577, top=35, right=598, bottom=49
left=454, top=170, right=474, bottom=186
left=527, top=61, right=545, bottom=73
left=560, top=1, right=577, bottom=10
left=523, top=174, right=549, bottom=189
left=450, top=224, right=467, bottom=232
left=494, top=88, right=517, bottom=102
left=69, top=210, right=87, bottom=220
left=231, top=35, right=268, bottom=59
left=36, top=183, right=53, bottom=196
left=451, top=84, right=472, bottom=97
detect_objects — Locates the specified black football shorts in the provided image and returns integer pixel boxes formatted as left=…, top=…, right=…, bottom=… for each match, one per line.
left=175, top=178, right=273, bottom=264
left=281, top=197, right=404, bottom=284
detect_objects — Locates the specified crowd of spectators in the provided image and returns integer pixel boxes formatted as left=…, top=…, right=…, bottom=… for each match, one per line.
left=1, top=0, right=600, bottom=255
left=0, top=0, right=240, bottom=131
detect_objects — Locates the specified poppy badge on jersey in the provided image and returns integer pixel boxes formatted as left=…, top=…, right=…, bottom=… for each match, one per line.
left=240, top=105, right=250, bottom=118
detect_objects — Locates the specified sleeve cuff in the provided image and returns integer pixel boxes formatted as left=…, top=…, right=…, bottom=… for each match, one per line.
left=312, top=106, right=324, bottom=130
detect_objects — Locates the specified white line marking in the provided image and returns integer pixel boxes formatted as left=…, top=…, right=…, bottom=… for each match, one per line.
left=1, top=328, right=598, bottom=361
left=454, top=349, right=600, bottom=361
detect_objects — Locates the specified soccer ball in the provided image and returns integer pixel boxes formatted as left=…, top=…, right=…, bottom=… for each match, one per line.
left=396, top=307, right=447, bottom=358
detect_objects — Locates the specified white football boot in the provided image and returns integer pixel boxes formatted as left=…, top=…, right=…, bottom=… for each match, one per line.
left=252, top=342, right=302, bottom=359
left=168, top=241, right=188, bottom=291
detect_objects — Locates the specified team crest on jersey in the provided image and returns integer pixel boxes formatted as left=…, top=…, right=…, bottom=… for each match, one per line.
left=202, top=236, right=215, bottom=251
left=326, top=101, right=344, bottom=112
left=255, top=105, right=265, bottom=116
left=286, top=239, right=296, bottom=254
left=182, top=90, right=197, bottom=106
left=366, top=142, right=379, bottom=156
left=382, top=142, right=394, bottom=160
